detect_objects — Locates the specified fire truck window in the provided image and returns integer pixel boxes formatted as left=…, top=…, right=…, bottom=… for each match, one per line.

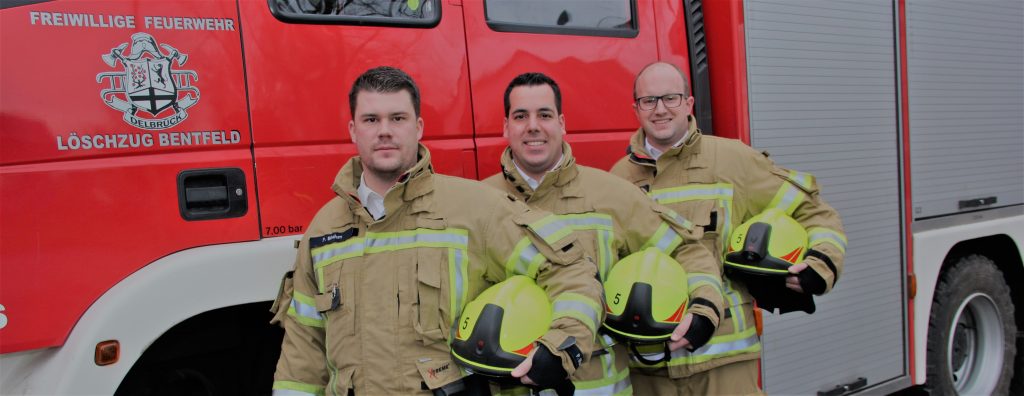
left=484, top=0, right=636, bottom=38
left=271, top=0, right=439, bottom=26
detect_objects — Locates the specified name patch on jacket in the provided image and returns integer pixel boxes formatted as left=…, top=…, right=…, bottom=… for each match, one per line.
left=310, top=228, right=359, bottom=249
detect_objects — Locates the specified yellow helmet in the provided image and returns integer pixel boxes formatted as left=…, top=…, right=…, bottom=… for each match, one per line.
left=602, top=247, right=689, bottom=343
left=725, top=208, right=808, bottom=276
left=450, top=276, right=552, bottom=377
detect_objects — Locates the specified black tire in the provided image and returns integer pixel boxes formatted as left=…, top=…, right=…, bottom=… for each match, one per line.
left=926, top=255, right=1016, bottom=395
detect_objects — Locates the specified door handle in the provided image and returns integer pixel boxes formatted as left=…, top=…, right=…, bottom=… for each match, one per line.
left=177, top=168, right=247, bottom=221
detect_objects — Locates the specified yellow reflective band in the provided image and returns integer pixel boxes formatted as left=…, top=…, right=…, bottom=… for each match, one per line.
left=312, top=228, right=469, bottom=290
left=788, top=170, right=815, bottom=191
left=642, top=223, right=683, bottom=254
left=288, top=291, right=325, bottom=328
left=808, top=227, right=848, bottom=254
left=505, top=238, right=545, bottom=278
left=272, top=380, right=325, bottom=396
left=664, top=208, right=695, bottom=230
left=649, top=183, right=734, bottom=205
left=630, top=327, right=761, bottom=368
left=449, top=248, right=469, bottom=322
left=553, top=292, right=602, bottom=335
left=597, top=229, right=613, bottom=281
left=687, top=273, right=724, bottom=296
left=364, top=228, right=469, bottom=253
left=557, top=213, right=614, bottom=232
left=529, top=215, right=576, bottom=246
left=573, top=363, right=631, bottom=395
left=768, top=182, right=805, bottom=216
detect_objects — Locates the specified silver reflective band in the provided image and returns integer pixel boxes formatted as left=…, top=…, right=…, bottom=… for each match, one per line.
left=514, top=243, right=541, bottom=276
left=654, top=227, right=681, bottom=252
left=291, top=298, right=322, bottom=320
left=688, top=273, right=724, bottom=295
left=313, top=242, right=364, bottom=266
left=574, top=377, right=631, bottom=395
left=366, top=233, right=468, bottom=249
left=560, top=216, right=613, bottom=229
left=809, top=230, right=847, bottom=252
left=651, top=185, right=733, bottom=203
left=774, top=186, right=801, bottom=214
left=553, top=300, right=600, bottom=331
left=453, top=248, right=466, bottom=313
left=670, top=332, right=759, bottom=358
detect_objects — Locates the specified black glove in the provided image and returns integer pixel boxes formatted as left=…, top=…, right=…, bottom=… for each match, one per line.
left=797, top=266, right=826, bottom=295
left=681, top=313, right=715, bottom=351
left=525, top=341, right=581, bottom=392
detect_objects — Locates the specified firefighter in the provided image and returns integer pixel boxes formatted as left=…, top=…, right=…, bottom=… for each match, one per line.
left=609, top=62, right=847, bottom=395
left=270, top=66, right=603, bottom=395
left=481, top=72, right=725, bottom=395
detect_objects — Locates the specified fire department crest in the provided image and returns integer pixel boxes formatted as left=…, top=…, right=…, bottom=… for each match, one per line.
left=97, top=33, right=199, bottom=130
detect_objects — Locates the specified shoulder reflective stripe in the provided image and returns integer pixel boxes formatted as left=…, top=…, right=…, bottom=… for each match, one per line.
left=642, top=223, right=683, bottom=253
left=552, top=293, right=601, bottom=335
left=449, top=248, right=468, bottom=321
left=649, top=183, right=734, bottom=204
left=808, top=227, right=848, bottom=254
left=768, top=182, right=805, bottom=215
left=665, top=209, right=695, bottom=230
left=687, top=273, right=724, bottom=296
left=272, top=380, right=325, bottom=396
left=506, top=238, right=545, bottom=278
left=788, top=170, right=814, bottom=191
left=288, top=291, right=325, bottom=328
left=530, top=215, right=576, bottom=246
left=630, top=327, right=761, bottom=368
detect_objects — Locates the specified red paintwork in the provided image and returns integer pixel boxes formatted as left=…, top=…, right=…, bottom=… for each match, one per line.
left=0, top=0, right=691, bottom=355
left=702, top=0, right=749, bottom=142
left=0, top=0, right=254, bottom=353
left=237, top=0, right=475, bottom=233
left=897, top=0, right=916, bottom=381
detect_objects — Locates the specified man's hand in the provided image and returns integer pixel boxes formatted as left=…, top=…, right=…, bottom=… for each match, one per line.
left=786, top=263, right=809, bottom=293
left=510, top=348, right=538, bottom=385
left=668, top=313, right=694, bottom=351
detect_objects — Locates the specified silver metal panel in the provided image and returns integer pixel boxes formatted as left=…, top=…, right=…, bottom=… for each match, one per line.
left=744, top=0, right=906, bottom=394
left=907, top=0, right=1024, bottom=219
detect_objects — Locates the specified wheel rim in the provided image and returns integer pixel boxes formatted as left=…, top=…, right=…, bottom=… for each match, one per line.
left=946, top=292, right=1005, bottom=395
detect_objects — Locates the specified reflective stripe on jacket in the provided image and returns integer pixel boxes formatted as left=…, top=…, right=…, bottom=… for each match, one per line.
left=610, top=117, right=846, bottom=377
left=271, top=145, right=603, bottom=395
left=484, top=143, right=724, bottom=391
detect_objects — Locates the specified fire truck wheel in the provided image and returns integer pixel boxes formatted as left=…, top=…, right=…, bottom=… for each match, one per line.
left=925, top=255, right=1016, bottom=395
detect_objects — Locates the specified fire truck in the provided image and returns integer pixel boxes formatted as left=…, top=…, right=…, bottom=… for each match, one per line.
left=1, top=0, right=1021, bottom=394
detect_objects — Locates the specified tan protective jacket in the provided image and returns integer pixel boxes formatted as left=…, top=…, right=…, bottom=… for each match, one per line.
left=271, top=145, right=604, bottom=396
left=483, top=143, right=725, bottom=391
left=610, top=117, right=847, bottom=377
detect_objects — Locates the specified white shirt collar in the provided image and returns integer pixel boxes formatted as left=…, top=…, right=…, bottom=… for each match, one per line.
left=357, top=173, right=386, bottom=220
left=644, top=130, right=690, bottom=160
left=513, top=153, right=564, bottom=190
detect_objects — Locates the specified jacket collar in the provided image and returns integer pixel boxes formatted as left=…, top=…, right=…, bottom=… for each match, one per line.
left=499, top=142, right=582, bottom=200
left=333, top=144, right=435, bottom=217
left=627, top=115, right=702, bottom=166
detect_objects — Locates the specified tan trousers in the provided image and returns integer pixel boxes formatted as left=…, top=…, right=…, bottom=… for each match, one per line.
left=630, top=359, right=764, bottom=396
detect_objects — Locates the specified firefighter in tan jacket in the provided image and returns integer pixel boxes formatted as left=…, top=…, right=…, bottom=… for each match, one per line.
left=482, top=73, right=725, bottom=395
left=609, top=62, right=847, bottom=395
left=271, top=67, right=603, bottom=396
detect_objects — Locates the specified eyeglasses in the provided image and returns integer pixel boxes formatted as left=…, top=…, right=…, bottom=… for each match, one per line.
left=635, top=93, right=686, bottom=111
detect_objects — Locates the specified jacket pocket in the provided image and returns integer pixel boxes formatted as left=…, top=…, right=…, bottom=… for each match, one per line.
left=269, top=271, right=294, bottom=327
left=680, top=199, right=722, bottom=257
left=415, top=249, right=446, bottom=345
